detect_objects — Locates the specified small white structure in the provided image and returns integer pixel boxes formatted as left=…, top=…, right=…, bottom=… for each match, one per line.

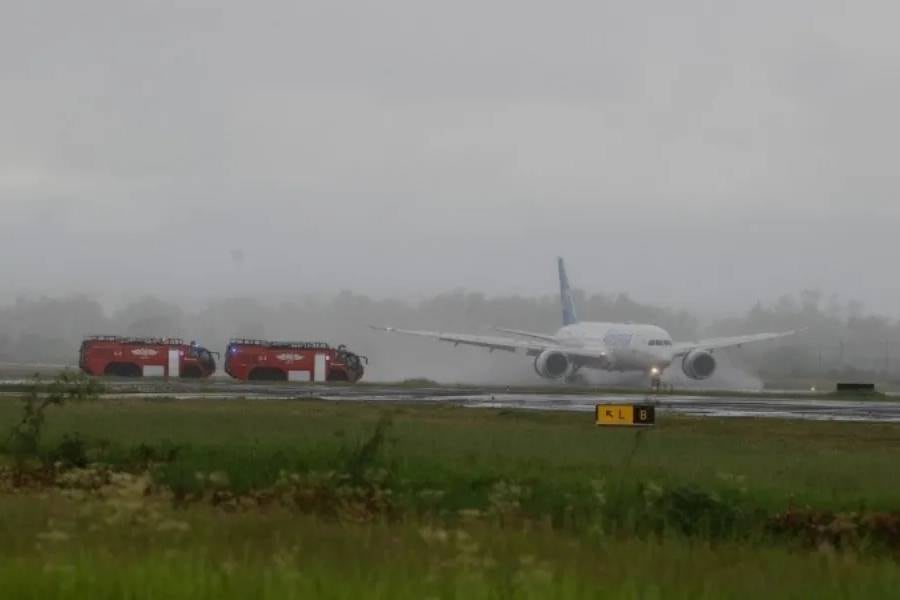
left=167, top=349, right=181, bottom=378
left=143, top=365, right=165, bottom=377
left=313, top=353, right=327, bottom=383
left=288, top=370, right=311, bottom=382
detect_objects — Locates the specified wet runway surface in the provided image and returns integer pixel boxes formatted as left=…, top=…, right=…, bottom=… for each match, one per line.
left=4, top=378, right=896, bottom=423
left=451, top=394, right=900, bottom=423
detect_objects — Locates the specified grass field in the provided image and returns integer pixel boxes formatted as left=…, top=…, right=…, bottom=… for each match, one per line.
left=1, top=396, right=899, bottom=597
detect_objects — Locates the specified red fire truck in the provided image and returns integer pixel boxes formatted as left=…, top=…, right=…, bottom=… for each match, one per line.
left=79, top=336, right=218, bottom=378
left=224, top=339, right=366, bottom=383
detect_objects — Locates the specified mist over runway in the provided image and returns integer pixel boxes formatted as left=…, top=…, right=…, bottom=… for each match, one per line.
left=6, top=378, right=897, bottom=424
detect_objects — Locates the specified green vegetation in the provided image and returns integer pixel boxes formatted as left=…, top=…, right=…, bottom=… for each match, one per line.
left=3, top=491, right=900, bottom=599
left=1, top=398, right=899, bottom=509
left=0, top=396, right=899, bottom=597
left=6, top=371, right=102, bottom=463
left=3, top=495, right=900, bottom=599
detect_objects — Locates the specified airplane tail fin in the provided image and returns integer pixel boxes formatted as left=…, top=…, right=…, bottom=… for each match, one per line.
left=558, top=257, right=579, bottom=326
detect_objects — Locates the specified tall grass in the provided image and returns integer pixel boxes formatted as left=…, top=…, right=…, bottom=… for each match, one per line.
left=1, top=495, right=899, bottom=599
left=1, top=398, right=900, bottom=595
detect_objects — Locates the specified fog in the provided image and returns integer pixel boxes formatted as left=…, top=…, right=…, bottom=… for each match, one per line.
left=3, top=1, right=900, bottom=383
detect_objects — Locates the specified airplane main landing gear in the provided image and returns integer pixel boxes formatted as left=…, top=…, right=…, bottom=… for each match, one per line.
left=565, top=367, right=586, bottom=385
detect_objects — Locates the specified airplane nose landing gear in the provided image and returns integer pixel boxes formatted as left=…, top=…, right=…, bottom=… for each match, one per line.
left=650, top=367, right=662, bottom=392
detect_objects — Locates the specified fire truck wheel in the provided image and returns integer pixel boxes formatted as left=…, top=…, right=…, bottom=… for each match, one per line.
left=104, top=362, right=141, bottom=377
left=248, top=367, right=288, bottom=382
left=181, top=366, right=203, bottom=379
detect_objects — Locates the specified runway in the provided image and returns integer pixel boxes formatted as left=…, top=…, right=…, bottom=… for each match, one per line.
left=5, top=378, right=897, bottom=423
left=453, top=394, right=900, bottom=423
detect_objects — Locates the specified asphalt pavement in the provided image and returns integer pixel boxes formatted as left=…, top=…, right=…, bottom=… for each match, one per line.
left=7, top=378, right=896, bottom=423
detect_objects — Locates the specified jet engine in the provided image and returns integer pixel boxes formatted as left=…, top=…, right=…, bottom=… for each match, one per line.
left=534, top=350, right=574, bottom=379
left=681, top=350, right=717, bottom=380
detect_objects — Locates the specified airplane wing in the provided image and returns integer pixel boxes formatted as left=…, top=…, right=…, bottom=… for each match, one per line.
left=370, top=326, right=609, bottom=362
left=672, top=330, right=798, bottom=357
left=492, top=327, right=561, bottom=343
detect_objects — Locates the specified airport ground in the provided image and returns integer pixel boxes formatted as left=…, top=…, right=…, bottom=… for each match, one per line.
left=5, top=374, right=900, bottom=423
left=1, top=382, right=900, bottom=598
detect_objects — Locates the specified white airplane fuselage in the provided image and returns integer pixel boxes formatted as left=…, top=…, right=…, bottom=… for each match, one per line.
left=554, top=322, right=674, bottom=373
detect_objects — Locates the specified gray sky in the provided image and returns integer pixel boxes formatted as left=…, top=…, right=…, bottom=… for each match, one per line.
left=3, top=0, right=900, bottom=315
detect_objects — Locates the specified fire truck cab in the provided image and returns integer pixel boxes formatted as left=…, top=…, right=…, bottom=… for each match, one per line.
left=79, top=336, right=218, bottom=378
left=224, top=339, right=366, bottom=383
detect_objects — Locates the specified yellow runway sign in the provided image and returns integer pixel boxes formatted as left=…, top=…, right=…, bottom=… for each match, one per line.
left=596, top=404, right=655, bottom=427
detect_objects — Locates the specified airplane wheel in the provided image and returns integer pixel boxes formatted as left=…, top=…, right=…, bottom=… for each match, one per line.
left=565, top=372, right=587, bottom=385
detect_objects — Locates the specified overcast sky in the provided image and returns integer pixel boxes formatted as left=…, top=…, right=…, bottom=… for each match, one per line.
left=3, top=0, right=900, bottom=315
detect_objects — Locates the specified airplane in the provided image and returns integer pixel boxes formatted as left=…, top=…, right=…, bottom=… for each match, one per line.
left=372, top=258, right=797, bottom=386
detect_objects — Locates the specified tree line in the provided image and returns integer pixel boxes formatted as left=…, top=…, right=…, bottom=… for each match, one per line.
left=0, top=290, right=897, bottom=384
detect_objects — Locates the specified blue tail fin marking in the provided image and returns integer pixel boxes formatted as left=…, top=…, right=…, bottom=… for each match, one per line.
left=558, top=257, right=578, bottom=326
